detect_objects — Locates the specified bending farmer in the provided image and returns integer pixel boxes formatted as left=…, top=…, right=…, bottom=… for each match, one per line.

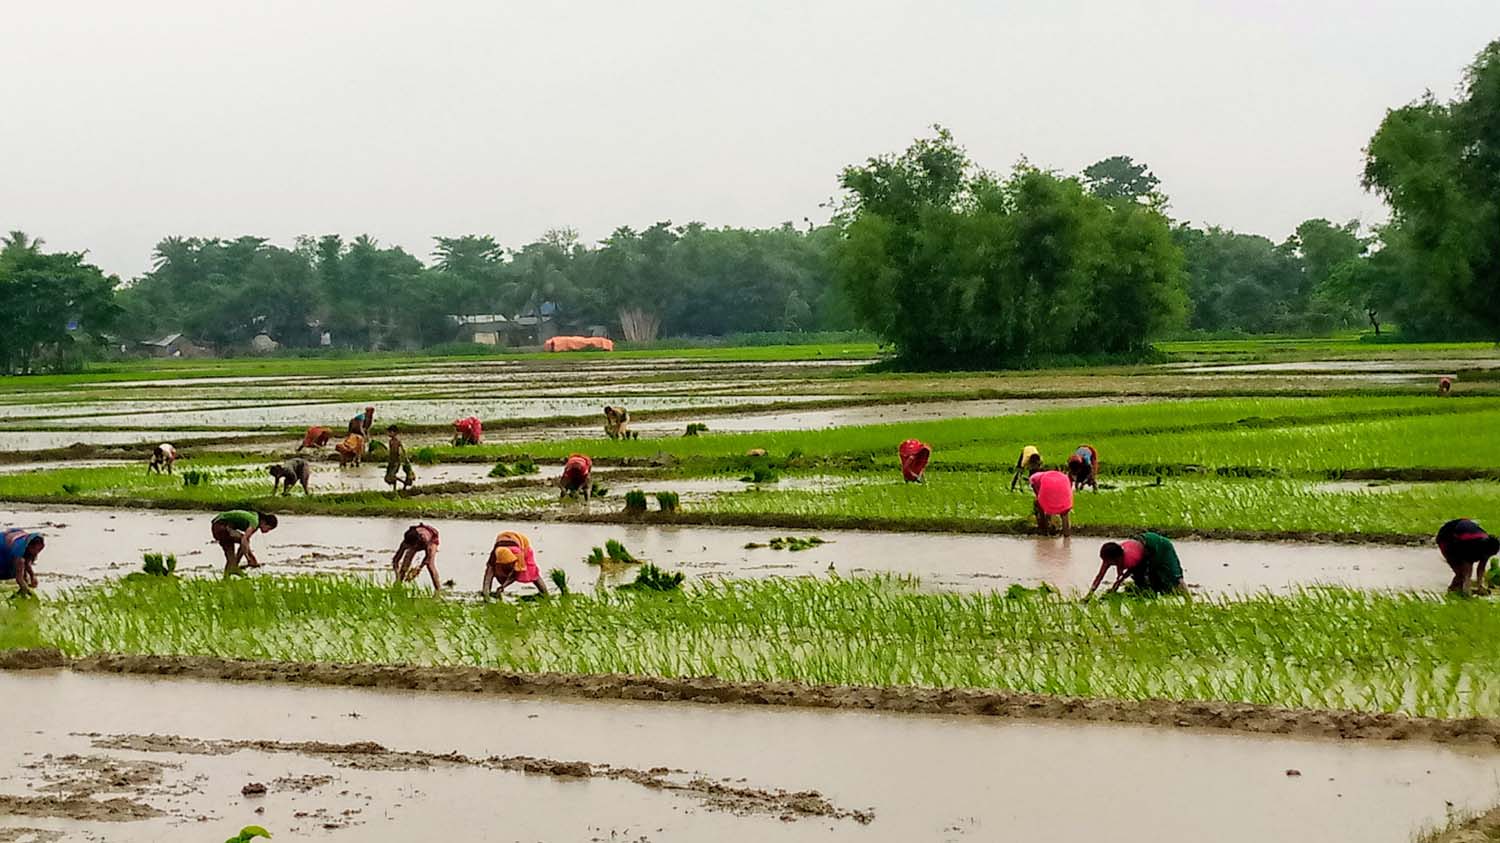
left=1436, top=518, right=1500, bottom=595
left=336, top=433, right=365, bottom=466
left=299, top=426, right=333, bottom=451
left=148, top=443, right=178, bottom=475
left=603, top=405, right=633, bottom=440
left=452, top=416, right=483, bottom=446
left=392, top=523, right=442, bottom=592
left=1010, top=446, right=1044, bottom=492
left=0, top=528, right=44, bottom=595
left=1089, top=532, right=1187, bottom=598
left=899, top=439, right=931, bottom=484
left=211, top=510, right=277, bottom=574
left=482, top=530, right=548, bottom=598
left=1029, top=469, right=1074, bottom=536
left=1066, top=444, right=1098, bottom=491
left=558, top=453, right=593, bottom=501
left=348, top=406, right=376, bottom=438
left=269, top=458, right=312, bottom=495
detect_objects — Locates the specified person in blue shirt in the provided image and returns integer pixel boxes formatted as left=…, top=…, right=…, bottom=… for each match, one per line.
left=0, top=529, right=44, bottom=596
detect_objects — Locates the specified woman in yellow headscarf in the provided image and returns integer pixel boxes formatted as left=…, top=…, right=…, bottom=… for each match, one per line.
left=482, top=530, right=549, bottom=598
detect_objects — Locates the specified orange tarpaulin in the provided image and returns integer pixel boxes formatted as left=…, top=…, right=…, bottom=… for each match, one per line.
left=544, top=336, right=614, bottom=352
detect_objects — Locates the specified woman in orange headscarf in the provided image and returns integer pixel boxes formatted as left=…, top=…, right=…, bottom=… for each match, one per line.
left=482, top=530, right=549, bottom=598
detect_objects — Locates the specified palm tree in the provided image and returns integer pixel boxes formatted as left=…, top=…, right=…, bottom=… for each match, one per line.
left=2, top=230, right=43, bottom=253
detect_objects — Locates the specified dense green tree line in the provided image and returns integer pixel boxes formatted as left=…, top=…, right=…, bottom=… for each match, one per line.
left=115, top=224, right=848, bottom=350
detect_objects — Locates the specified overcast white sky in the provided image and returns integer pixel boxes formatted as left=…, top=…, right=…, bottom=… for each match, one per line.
left=4, top=0, right=1497, bottom=278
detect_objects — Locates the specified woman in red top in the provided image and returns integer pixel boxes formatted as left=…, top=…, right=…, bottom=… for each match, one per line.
left=452, top=416, right=483, bottom=446
left=1029, top=469, right=1074, bottom=536
left=898, top=439, right=931, bottom=483
left=392, top=524, right=442, bottom=593
left=298, top=426, right=333, bottom=451
left=559, top=454, right=593, bottom=501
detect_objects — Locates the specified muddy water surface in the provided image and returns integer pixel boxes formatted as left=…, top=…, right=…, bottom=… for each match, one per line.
left=0, top=431, right=263, bottom=452
left=0, top=670, right=1494, bottom=842
left=2, top=505, right=1445, bottom=594
left=561, top=396, right=1155, bottom=436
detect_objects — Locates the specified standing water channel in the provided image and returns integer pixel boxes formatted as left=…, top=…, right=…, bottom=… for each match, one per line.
left=0, top=669, right=1494, bottom=842
left=3, top=504, right=1445, bottom=595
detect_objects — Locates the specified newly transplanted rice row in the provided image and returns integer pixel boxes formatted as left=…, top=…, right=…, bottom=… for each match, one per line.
left=699, top=475, right=1500, bottom=537
left=7, top=574, right=1500, bottom=720
left=2, top=465, right=1499, bottom=539
left=431, top=396, right=1500, bottom=466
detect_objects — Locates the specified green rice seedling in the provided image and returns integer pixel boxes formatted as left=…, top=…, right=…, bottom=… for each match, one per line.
left=61, top=483, right=81, bottom=495
left=227, top=826, right=272, bottom=843
left=411, top=446, right=439, bottom=465
left=767, top=536, right=825, bottom=552
left=584, top=541, right=637, bottom=565
left=181, top=470, right=210, bottom=487
left=623, top=489, right=648, bottom=512
left=17, top=573, right=1500, bottom=719
left=617, top=563, right=684, bottom=592
left=140, top=552, right=177, bottom=577
left=656, top=491, right=680, bottom=512
left=739, top=466, right=780, bottom=484
left=490, top=460, right=541, bottom=478
left=685, top=423, right=709, bottom=436
left=548, top=568, right=570, bottom=595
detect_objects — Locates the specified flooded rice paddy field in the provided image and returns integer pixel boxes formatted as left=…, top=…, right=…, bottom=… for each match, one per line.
left=0, top=669, right=1494, bottom=843
left=2, top=505, right=1445, bottom=596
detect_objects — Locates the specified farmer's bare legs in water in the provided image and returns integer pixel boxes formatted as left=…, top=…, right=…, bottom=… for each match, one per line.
left=393, top=546, right=441, bottom=592
left=392, top=545, right=415, bottom=581
left=1467, top=560, right=1490, bottom=595
left=218, top=533, right=243, bottom=572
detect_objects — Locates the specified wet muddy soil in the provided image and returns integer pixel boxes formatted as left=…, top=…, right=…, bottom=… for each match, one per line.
left=0, top=504, right=1450, bottom=596
left=0, top=669, right=1495, bottom=842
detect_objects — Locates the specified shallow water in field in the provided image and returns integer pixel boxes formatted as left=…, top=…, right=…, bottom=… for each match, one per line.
left=0, top=504, right=1448, bottom=595
left=36, top=395, right=841, bottom=430
left=0, top=430, right=264, bottom=451
left=558, top=396, right=1155, bottom=436
left=0, top=670, right=1494, bottom=842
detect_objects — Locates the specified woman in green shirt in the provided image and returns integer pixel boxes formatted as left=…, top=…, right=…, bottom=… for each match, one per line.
left=211, top=510, right=278, bottom=574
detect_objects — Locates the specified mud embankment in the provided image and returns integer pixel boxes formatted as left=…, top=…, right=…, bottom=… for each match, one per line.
left=84, top=733, right=872, bottom=825
left=9, top=649, right=1500, bottom=748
